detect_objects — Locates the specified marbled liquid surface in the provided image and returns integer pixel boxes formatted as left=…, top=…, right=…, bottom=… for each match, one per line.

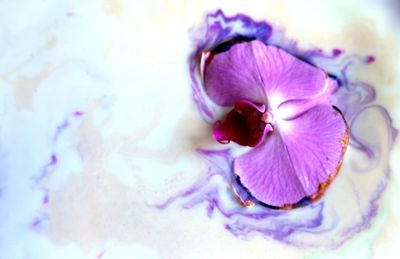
left=0, top=0, right=399, bottom=258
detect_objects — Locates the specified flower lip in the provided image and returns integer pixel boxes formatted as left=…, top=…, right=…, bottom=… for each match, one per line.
left=212, top=99, right=273, bottom=147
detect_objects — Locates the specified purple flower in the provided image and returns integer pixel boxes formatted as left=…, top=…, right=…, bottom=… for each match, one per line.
left=201, top=40, right=349, bottom=208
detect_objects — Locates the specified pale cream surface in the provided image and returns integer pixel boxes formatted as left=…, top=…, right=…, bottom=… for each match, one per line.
left=0, top=0, right=399, bottom=258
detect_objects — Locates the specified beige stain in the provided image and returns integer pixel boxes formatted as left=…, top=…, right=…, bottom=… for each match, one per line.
left=11, top=64, right=55, bottom=110
left=47, top=160, right=187, bottom=255
left=47, top=156, right=223, bottom=258
left=338, top=20, right=400, bottom=119
left=3, top=37, right=56, bottom=78
left=341, top=20, right=399, bottom=88
left=47, top=104, right=136, bottom=248
left=375, top=202, right=400, bottom=247
left=4, top=37, right=57, bottom=111
left=45, top=103, right=211, bottom=256
left=104, top=0, right=124, bottom=19
left=122, top=111, right=215, bottom=165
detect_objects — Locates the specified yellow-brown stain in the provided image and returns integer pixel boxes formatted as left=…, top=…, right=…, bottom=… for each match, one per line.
left=11, top=64, right=55, bottom=110
left=3, top=37, right=56, bottom=79
left=4, top=37, right=57, bottom=111
left=232, top=183, right=255, bottom=208
left=119, top=111, right=215, bottom=166
left=44, top=101, right=209, bottom=250
left=340, top=20, right=399, bottom=88
left=46, top=103, right=140, bottom=248
left=104, top=0, right=124, bottom=18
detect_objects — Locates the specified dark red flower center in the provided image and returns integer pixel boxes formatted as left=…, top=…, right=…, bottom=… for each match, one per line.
left=212, top=100, right=273, bottom=147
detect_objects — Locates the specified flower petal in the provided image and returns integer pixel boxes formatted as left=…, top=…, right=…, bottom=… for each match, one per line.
left=202, top=42, right=267, bottom=106
left=233, top=105, right=348, bottom=207
left=251, top=41, right=331, bottom=109
left=203, top=40, right=335, bottom=109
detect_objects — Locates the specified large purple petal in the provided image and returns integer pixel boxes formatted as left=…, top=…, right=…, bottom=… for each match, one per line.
left=251, top=41, right=332, bottom=109
left=202, top=42, right=267, bottom=106
left=203, top=41, right=335, bottom=109
left=234, top=105, right=349, bottom=207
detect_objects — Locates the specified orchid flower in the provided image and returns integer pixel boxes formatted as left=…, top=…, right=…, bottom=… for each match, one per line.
left=201, top=40, right=349, bottom=208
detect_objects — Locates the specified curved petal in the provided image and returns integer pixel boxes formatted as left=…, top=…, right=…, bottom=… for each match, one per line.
left=203, top=40, right=335, bottom=109
left=233, top=105, right=348, bottom=207
left=202, top=42, right=267, bottom=106
left=274, top=77, right=339, bottom=120
left=251, top=41, right=332, bottom=109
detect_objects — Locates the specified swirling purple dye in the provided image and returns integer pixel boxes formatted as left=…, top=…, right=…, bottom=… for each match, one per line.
left=158, top=10, right=398, bottom=248
left=32, top=111, right=85, bottom=232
